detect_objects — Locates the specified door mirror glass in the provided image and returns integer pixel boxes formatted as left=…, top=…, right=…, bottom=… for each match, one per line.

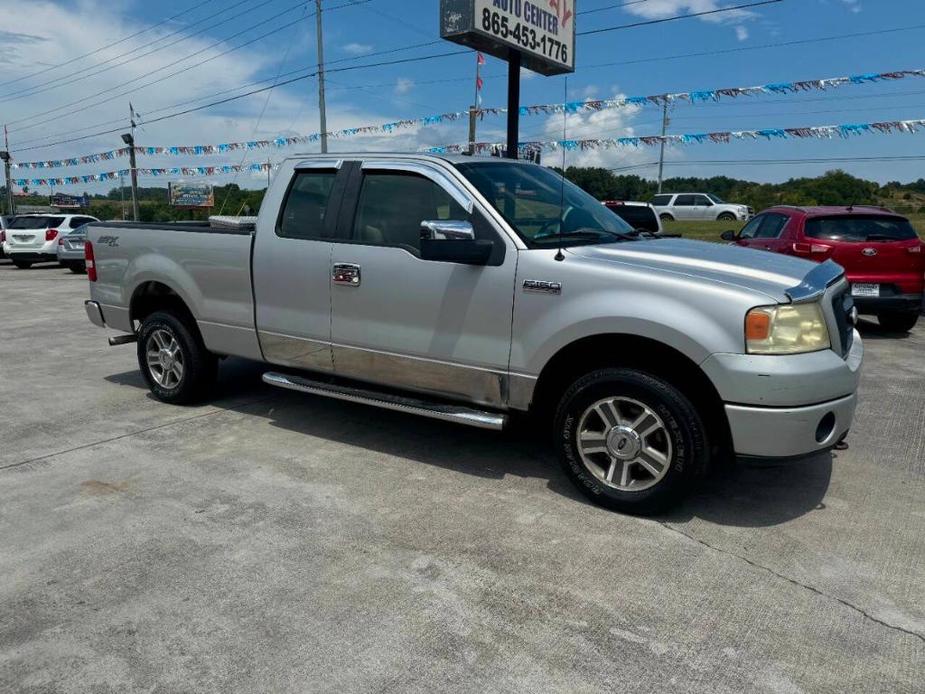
left=420, top=219, right=475, bottom=241
left=720, top=230, right=738, bottom=241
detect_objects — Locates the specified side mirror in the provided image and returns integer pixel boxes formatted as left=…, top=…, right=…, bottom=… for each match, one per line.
left=420, top=220, right=493, bottom=265
left=720, top=230, right=738, bottom=242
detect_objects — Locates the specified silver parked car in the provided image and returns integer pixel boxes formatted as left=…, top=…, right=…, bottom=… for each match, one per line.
left=651, top=193, right=752, bottom=222
left=57, top=224, right=90, bottom=273
left=83, top=154, right=861, bottom=515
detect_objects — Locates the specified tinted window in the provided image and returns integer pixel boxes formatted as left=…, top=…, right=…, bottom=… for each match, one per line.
left=651, top=195, right=672, bottom=207
left=353, top=172, right=471, bottom=253
left=606, top=204, right=658, bottom=232
left=9, top=216, right=64, bottom=229
left=805, top=215, right=917, bottom=242
left=755, top=214, right=789, bottom=239
left=69, top=216, right=95, bottom=228
left=277, top=171, right=337, bottom=239
left=674, top=195, right=697, bottom=206
left=738, top=216, right=764, bottom=239
left=693, top=195, right=712, bottom=206
left=456, top=162, right=634, bottom=248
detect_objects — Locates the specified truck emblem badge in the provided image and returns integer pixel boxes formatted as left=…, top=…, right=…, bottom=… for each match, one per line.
left=523, top=279, right=561, bottom=295
left=861, top=248, right=877, bottom=256
left=97, top=235, right=120, bottom=247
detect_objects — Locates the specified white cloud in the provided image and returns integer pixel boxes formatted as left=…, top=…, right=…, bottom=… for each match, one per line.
left=735, top=25, right=749, bottom=41
left=341, top=42, right=373, bottom=56
left=394, top=77, right=415, bottom=95
left=625, top=0, right=761, bottom=39
left=840, top=0, right=862, bottom=13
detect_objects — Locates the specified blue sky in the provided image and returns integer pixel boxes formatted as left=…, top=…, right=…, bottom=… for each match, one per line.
left=2, top=0, right=924, bottom=193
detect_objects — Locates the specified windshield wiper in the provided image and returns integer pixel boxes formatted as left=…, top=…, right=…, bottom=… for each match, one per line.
left=535, top=227, right=638, bottom=242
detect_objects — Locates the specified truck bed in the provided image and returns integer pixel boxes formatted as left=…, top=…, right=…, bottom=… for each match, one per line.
left=86, top=221, right=262, bottom=361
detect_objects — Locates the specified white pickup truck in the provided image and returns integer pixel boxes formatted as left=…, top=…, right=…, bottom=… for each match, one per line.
left=83, top=154, right=862, bottom=514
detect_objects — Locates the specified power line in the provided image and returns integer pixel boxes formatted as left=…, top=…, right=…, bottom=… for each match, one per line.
left=578, top=0, right=784, bottom=36
left=579, top=1, right=651, bottom=16
left=0, top=0, right=220, bottom=90
left=0, top=0, right=273, bottom=104
left=9, top=49, right=469, bottom=153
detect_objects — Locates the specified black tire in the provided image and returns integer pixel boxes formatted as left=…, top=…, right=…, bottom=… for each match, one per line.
left=878, top=312, right=919, bottom=333
left=67, top=262, right=86, bottom=274
left=136, top=310, right=217, bottom=404
left=553, top=368, right=708, bottom=515
left=659, top=213, right=674, bottom=223
left=717, top=212, right=736, bottom=221
left=12, top=260, right=32, bottom=269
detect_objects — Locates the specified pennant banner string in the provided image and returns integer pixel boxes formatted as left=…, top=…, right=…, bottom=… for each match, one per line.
left=10, top=67, right=925, bottom=170
left=14, top=118, right=925, bottom=189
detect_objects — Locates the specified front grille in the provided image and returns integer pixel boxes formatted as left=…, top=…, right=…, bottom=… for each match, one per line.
left=830, top=286, right=854, bottom=357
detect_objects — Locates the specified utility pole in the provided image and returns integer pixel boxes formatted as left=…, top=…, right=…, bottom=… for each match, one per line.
left=121, top=106, right=140, bottom=221
left=1, top=125, right=13, bottom=215
left=120, top=173, right=126, bottom=220
left=267, top=157, right=271, bottom=188
left=656, top=101, right=669, bottom=194
left=315, top=0, right=328, bottom=153
left=468, top=53, right=484, bottom=155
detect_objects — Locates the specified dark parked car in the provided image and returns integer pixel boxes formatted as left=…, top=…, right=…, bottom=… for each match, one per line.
left=722, top=206, right=924, bottom=332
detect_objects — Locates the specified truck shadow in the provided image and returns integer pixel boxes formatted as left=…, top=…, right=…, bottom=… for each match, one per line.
left=105, top=357, right=831, bottom=528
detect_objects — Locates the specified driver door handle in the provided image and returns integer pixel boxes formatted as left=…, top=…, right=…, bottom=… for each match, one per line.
left=332, top=263, right=361, bottom=286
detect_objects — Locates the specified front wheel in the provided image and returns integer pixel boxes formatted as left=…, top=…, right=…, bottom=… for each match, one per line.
left=878, top=312, right=919, bottom=333
left=137, top=311, right=217, bottom=404
left=554, top=368, right=708, bottom=515
left=659, top=213, right=674, bottom=223
left=717, top=212, right=736, bottom=221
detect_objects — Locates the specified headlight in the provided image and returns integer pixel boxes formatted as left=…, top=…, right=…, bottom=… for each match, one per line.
left=746, top=302, right=830, bottom=354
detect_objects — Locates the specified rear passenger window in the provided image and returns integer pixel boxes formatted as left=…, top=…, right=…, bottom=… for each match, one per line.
left=277, top=171, right=337, bottom=239
left=352, top=172, right=471, bottom=254
left=674, top=195, right=697, bottom=206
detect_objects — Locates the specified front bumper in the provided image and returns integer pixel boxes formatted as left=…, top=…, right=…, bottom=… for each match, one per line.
left=853, top=293, right=923, bottom=315
left=726, top=393, right=856, bottom=459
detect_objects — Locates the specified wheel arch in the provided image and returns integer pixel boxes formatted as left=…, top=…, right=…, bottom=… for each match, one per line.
left=130, top=280, right=197, bottom=329
left=530, top=333, right=732, bottom=460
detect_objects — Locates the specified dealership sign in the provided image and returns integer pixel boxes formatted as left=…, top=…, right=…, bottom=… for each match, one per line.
left=440, top=0, right=575, bottom=76
left=50, top=193, right=90, bottom=209
left=168, top=181, right=214, bottom=208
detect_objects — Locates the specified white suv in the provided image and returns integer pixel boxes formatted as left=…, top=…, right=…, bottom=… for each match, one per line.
left=651, top=193, right=752, bottom=222
left=2, top=213, right=99, bottom=269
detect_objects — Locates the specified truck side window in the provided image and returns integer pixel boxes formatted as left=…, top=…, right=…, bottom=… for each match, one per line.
left=277, top=171, right=337, bottom=240
left=352, top=172, right=470, bottom=254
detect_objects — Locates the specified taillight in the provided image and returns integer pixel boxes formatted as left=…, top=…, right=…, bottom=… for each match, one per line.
left=793, top=242, right=832, bottom=256
left=45, top=228, right=58, bottom=242
left=85, top=240, right=96, bottom=282
left=0, top=231, right=5, bottom=243
left=58, top=237, right=65, bottom=245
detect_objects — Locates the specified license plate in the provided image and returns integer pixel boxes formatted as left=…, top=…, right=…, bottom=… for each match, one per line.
left=851, top=283, right=880, bottom=297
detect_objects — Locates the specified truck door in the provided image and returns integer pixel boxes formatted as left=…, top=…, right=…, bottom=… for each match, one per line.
left=329, top=160, right=517, bottom=408
left=252, top=160, right=352, bottom=372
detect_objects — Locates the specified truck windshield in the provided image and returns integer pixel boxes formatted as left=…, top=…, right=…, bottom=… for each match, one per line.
left=456, top=162, right=636, bottom=247
left=805, top=215, right=917, bottom=242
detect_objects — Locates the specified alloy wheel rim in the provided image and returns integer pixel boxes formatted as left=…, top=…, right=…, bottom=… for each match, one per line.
left=576, top=396, right=673, bottom=492
left=146, top=328, right=184, bottom=389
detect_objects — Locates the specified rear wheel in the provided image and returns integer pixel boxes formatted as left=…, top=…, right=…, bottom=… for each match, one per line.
left=137, top=310, right=217, bottom=404
left=66, top=262, right=86, bottom=274
left=12, top=260, right=32, bottom=269
left=553, top=368, right=708, bottom=515
left=717, top=212, right=736, bottom=221
left=878, top=312, right=919, bottom=333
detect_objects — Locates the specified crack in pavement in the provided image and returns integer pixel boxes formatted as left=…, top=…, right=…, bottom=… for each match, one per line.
left=0, top=395, right=274, bottom=473
left=658, top=520, right=925, bottom=644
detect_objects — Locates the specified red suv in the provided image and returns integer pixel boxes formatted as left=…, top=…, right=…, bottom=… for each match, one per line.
left=722, top=206, right=924, bottom=332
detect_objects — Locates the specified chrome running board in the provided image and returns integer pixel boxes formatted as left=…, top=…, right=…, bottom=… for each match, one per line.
left=262, top=372, right=508, bottom=431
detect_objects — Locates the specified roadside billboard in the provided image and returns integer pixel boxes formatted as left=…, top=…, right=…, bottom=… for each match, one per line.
left=168, top=182, right=214, bottom=208
left=50, top=193, right=90, bottom=209
left=440, top=0, right=576, bottom=76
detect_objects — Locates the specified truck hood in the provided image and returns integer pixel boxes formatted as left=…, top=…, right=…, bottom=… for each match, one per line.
left=567, top=238, right=837, bottom=302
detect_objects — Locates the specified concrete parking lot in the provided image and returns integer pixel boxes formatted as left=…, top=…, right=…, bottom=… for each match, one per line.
left=1, top=261, right=923, bottom=693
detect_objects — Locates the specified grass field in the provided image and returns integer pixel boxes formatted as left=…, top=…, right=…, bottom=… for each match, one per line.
left=663, top=214, right=925, bottom=242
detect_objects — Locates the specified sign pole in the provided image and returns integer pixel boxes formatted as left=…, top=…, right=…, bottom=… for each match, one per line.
left=506, top=51, right=521, bottom=160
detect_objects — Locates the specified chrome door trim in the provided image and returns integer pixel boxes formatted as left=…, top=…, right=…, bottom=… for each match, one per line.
left=331, top=342, right=507, bottom=408
left=258, top=331, right=333, bottom=371
left=360, top=160, right=474, bottom=214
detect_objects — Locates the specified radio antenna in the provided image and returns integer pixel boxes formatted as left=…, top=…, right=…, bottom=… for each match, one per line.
left=555, top=75, right=568, bottom=262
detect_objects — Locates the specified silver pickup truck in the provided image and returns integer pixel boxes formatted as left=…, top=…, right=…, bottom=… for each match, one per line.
left=83, top=153, right=863, bottom=514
